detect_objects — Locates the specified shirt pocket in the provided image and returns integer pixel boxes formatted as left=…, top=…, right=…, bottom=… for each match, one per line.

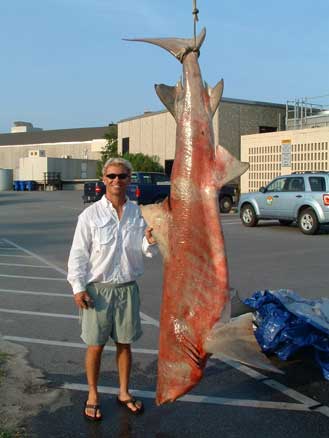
left=93, top=218, right=117, bottom=246
left=124, top=218, right=145, bottom=244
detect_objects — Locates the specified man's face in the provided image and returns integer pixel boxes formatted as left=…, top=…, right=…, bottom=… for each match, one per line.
left=103, top=164, right=131, bottom=197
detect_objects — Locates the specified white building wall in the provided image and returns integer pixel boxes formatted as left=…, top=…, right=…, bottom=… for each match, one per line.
left=0, top=141, right=102, bottom=179
left=241, top=127, right=329, bottom=193
left=18, top=157, right=98, bottom=181
left=118, top=101, right=285, bottom=168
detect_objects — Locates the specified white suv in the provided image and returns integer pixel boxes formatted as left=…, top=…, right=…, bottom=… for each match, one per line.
left=238, top=172, right=329, bottom=235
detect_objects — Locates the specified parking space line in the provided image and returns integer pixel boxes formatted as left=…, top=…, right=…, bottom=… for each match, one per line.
left=0, top=274, right=67, bottom=281
left=0, top=308, right=158, bottom=326
left=140, top=312, right=160, bottom=328
left=216, top=354, right=329, bottom=416
left=2, top=239, right=67, bottom=275
left=2, top=335, right=158, bottom=355
left=0, top=263, right=54, bottom=268
left=0, top=248, right=24, bottom=251
left=3, top=238, right=328, bottom=417
left=0, top=308, right=78, bottom=319
left=0, top=254, right=33, bottom=258
left=62, top=383, right=309, bottom=411
left=264, top=379, right=325, bottom=409
left=0, top=288, right=71, bottom=297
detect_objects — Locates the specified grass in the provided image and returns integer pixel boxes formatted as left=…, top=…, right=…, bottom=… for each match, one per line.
left=0, top=431, right=26, bottom=438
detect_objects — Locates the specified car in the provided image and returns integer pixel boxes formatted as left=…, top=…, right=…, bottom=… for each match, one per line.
left=82, top=172, right=170, bottom=205
left=83, top=172, right=238, bottom=213
left=238, top=172, right=329, bottom=235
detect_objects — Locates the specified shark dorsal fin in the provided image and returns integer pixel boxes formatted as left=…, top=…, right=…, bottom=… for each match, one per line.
left=208, top=79, right=224, bottom=118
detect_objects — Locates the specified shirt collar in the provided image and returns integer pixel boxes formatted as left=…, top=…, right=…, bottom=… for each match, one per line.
left=101, top=195, right=129, bottom=210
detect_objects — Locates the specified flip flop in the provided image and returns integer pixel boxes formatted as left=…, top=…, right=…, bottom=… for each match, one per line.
left=116, top=396, right=144, bottom=415
left=83, top=400, right=102, bottom=422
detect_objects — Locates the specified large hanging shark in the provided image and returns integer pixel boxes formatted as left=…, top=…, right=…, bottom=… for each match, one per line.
left=126, top=28, right=280, bottom=405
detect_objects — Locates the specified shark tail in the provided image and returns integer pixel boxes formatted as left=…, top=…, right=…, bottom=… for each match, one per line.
left=124, top=28, right=206, bottom=63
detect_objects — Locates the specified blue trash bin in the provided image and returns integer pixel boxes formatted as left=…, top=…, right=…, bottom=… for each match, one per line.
left=19, top=181, right=25, bottom=191
left=27, top=181, right=37, bottom=191
left=13, top=181, right=20, bottom=191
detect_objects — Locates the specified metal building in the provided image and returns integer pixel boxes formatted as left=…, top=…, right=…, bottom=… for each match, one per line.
left=0, top=123, right=110, bottom=180
left=118, top=97, right=286, bottom=174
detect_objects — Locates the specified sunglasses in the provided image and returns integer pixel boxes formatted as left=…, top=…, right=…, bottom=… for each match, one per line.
left=106, top=173, right=129, bottom=180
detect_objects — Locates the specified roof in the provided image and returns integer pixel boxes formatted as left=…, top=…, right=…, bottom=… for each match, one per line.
left=118, top=97, right=286, bottom=123
left=0, top=126, right=111, bottom=146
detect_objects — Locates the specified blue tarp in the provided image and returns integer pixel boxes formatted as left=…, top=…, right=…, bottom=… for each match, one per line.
left=244, top=289, right=329, bottom=379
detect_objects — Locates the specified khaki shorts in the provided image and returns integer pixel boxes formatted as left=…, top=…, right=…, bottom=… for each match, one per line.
left=80, top=281, right=142, bottom=346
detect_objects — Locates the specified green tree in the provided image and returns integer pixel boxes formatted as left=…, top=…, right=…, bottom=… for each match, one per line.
left=122, top=152, right=164, bottom=172
left=97, top=124, right=118, bottom=178
left=97, top=124, right=165, bottom=177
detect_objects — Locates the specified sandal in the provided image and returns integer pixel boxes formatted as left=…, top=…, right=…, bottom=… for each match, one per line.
left=83, top=400, right=102, bottom=422
left=116, top=396, right=144, bottom=415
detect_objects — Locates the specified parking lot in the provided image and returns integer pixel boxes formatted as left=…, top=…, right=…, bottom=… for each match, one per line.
left=1, top=190, right=329, bottom=437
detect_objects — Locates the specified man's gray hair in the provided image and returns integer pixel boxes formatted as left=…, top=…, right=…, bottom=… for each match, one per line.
left=102, top=157, right=133, bottom=175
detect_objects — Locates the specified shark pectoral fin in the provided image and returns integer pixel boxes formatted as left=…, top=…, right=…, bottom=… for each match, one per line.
left=208, top=79, right=224, bottom=117
left=140, top=200, right=170, bottom=258
left=214, top=144, right=249, bottom=187
left=204, top=313, right=284, bottom=374
left=155, top=84, right=179, bottom=118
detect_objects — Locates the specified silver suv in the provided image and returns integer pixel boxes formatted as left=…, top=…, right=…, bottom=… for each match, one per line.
left=238, top=172, right=329, bottom=235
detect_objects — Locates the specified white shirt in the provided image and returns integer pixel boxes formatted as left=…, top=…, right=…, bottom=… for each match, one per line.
left=67, top=195, right=158, bottom=294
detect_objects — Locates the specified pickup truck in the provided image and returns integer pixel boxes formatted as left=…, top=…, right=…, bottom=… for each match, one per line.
left=82, top=171, right=170, bottom=205
left=83, top=172, right=238, bottom=212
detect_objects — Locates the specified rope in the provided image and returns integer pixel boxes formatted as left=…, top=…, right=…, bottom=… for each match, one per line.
left=192, top=0, right=199, bottom=48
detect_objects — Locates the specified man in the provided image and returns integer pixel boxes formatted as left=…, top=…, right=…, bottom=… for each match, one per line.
left=67, top=157, right=157, bottom=421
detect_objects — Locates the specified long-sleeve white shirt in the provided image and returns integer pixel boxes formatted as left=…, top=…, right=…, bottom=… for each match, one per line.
left=67, top=195, right=158, bottom=294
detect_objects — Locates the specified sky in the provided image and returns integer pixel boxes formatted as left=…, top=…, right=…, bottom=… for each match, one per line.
left=1, top=0, right=329, bottom=133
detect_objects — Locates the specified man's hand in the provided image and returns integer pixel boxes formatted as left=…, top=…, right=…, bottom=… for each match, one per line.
left=145, top=226, right=157, bottom=245
left=74, top=291, right=93, bottom=309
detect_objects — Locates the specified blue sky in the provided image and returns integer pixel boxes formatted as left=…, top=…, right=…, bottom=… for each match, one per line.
left=1, top=0, right=328, bottom=133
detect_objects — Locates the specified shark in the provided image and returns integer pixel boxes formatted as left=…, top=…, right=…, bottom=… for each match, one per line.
left=126, top=28, right=281, bottom=405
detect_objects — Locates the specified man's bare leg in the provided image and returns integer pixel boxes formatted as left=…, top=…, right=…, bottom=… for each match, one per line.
left=116, top=343, right=142, bottom=412
left=85, top=345, right=104, bottom=418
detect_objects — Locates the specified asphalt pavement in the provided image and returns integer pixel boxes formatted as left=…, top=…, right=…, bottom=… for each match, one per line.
left=1, top=190, right=329, bottom=437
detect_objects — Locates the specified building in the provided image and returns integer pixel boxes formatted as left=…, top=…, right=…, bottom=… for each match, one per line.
left=241, top=102, right=329, bottom=193
left=0, top=122, right=111, bottom=180
left=118, top=98, right=286, bottom=174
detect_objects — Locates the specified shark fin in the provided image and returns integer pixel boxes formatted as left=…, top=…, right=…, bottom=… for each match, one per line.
left=124, top=28, right=206, bottom=63
left=204, top=313, right=284, bottom=374
left=155, top=84, right=179, bottom=118
left=140, top=199, right=171, bottom=259
left=208, top=79, right=224, bottom=117
left=214, top=144, right=249, bottom=188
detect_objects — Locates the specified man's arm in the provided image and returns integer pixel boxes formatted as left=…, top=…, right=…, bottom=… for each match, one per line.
left=142, top=226, right=158, bottom=257
left=67, top=215, right=94, bottom=308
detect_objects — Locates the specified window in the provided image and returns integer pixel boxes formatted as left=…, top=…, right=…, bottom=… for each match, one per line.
left=140, top=174, right=152, bottom=184
left=309, top=177, right=326, bottom=192
left=259, top=126, right=277, bottom=133
left=285, top=177, right=305, bottom=192
left=153, top=173, right=170, bottom=184
left=130, top=173, right=139, bottom=183
left=267, top=177, right=287, bottom=192
left=122, top=137, right=130, bottom=154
